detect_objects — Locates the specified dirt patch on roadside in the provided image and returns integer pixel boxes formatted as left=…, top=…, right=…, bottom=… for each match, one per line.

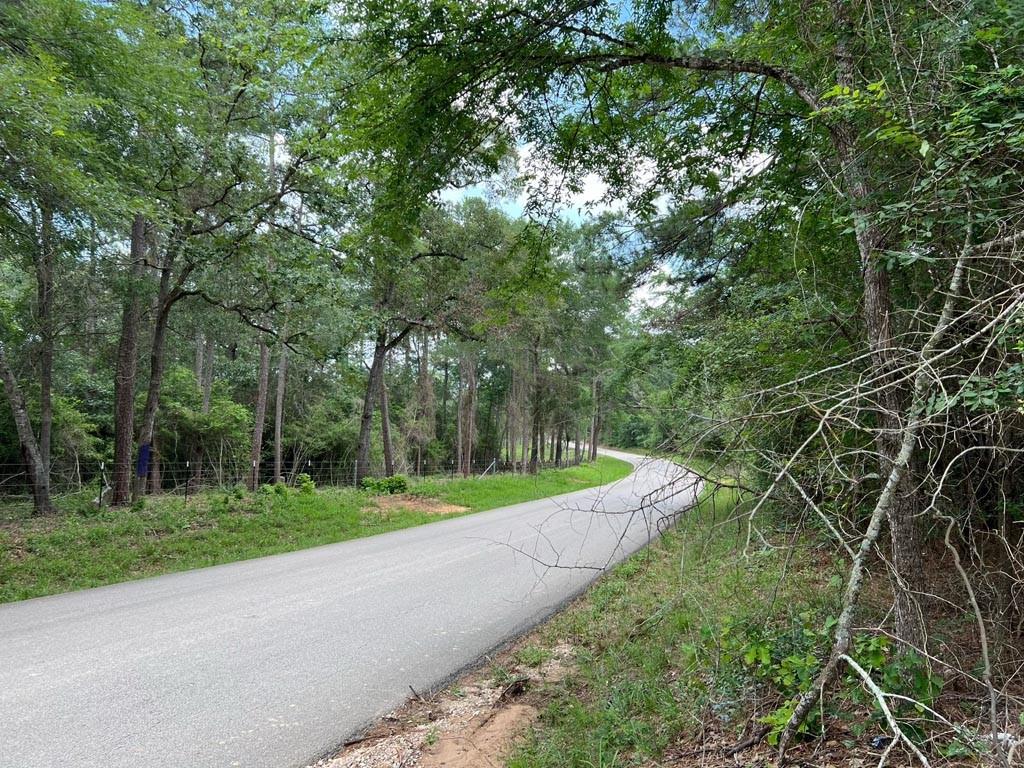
left=421, top=703, right=538, bottom=768
left=309, top=641, right=573, bottom=768
left=367, top=495, right=469, bottom=516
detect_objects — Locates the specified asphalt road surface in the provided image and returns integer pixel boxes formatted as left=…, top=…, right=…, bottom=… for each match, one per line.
left=0, top=450, right=698, bottom=768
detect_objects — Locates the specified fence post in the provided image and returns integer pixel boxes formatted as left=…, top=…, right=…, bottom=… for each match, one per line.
left=97, top=462, right=105, bottom=512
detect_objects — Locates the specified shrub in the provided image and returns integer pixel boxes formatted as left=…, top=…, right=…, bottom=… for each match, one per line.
left=296, top=473, right=316, bottom=494
left=361, top=474, right=409, bottom=494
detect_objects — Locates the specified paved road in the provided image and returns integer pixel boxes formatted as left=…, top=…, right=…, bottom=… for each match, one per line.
left=0, top=450, right=697, bottom=768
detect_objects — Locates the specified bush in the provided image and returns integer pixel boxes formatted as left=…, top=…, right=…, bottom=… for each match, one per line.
left=258, top=482, right=287, bottom=497
left=361, top=474, right=409, bottom=494
left=296, top=473, right=316, bottom=494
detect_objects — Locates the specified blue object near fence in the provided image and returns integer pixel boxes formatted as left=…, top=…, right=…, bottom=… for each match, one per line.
left=136, top=443, right=151, bottom=478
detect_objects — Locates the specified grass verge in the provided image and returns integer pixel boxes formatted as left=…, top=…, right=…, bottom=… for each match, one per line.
left=413, top=456, right=633, bottom=510
left=0, top=455, right=632, bottom=603
left=505, top=479, right=843, bottom=768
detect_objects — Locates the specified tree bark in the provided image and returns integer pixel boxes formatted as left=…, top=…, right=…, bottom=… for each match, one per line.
left=136, top=231, right=188, bottom=499
left=529, top=345, right=542, bottom=473
left=35, top=199, right=55, bottom=475
left=356, top=326, right=415, bottom=482
left=412, top=330, right=435, bottom=473
left=380, top=374, right=395, bottom=476
left=458, top=353, right=477, bottom=476
left=194, top=332, right=205, bottom=382
left=273, top=336, right=288, bottom=483
left=149, top=435, right=161, bottom=494
left=200, top=336, right=214, bottom=411
left=356, top=331, right=387, bottom=482
left=111, top=215, right=147, bottom=505
left=0, top=344, right=54, bottom=514
left=456, top=370, right=463, bottom=474
left=521, top=405, right=529, bottom=471
left=827, top=0, right=924, bottom=650
left=506, top=372, right=516, bottom=471
left=440, top=357, right=449, bottom=436
left=192, top=335, right=214, bottom=490
left=249, top=337, right=270, bottom=490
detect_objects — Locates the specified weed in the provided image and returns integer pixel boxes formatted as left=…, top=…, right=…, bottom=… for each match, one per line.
left=361, top=475, right=409, bottom=494
left=516, top=645, right=552, bottom=668
left=296, top=473, right=315, bottom=495
left=491, top=665, right=516, bottom=687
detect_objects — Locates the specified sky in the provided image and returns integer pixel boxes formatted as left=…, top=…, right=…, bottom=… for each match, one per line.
left=438, top=144, right=672, bottom=312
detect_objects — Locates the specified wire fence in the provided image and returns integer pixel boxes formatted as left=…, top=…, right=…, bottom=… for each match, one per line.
left=0, top=450, right=593, bottom=507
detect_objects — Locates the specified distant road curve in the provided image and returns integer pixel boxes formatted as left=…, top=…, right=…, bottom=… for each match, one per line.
left=0, top=449, right=698, bottom=768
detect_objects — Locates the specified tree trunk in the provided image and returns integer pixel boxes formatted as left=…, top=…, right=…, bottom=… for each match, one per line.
left=456, top=371, right=463, bottom=474
left=505, top=381, right=515, bottom=470
left=192, top=335, right=214, bottom=490
left=111, top=215, right=146, bottom=505
left=200, top=335, right=214, bottom=410
left=0, top=345, right=54, bottom=514
left=35, top=199, right=55, bottom=475
left=529, top=345, right=542, bottom=473
left=136, top=234, right=183, bottom=500
left=356, top=332, right=387, bottom=482
left=440, top=357, right=449, bottom=437
left=413, top=330, right=435, bottom=471
left=249, top=337, right=270, bottom=490
left=828, top=0, right=924, bottom=650
left=149, top=435, right=161, bottom=494
left=273, top=337, right=288, bottom=483
left=521, top=411, right=529, bottom=471
left=458, top=354, right=477, bottom=476
left=589, top=378, right=601, bottom=461
left=194, top=332, right=205, bottom=383
left=554, top=422, right=563, bottom=467
left=380, top=374, right=395, bottom=476
left=508, top=368, right=519, bottom=472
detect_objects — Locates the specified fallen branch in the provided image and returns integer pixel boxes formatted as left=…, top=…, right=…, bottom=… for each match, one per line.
left=840, top=654, right=931, bottom=768
left=724, top=723, right=770, bottom=756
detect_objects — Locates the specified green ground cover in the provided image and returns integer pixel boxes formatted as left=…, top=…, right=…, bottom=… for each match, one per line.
left=506, top=478, right=841, bottom=768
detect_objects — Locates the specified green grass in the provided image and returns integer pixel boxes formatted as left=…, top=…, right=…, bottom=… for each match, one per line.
left=418, top=455, right=632, bottom=511
left=0, top=456, right=632, bottom=604
left=507, top=482, right=839, bottom=768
